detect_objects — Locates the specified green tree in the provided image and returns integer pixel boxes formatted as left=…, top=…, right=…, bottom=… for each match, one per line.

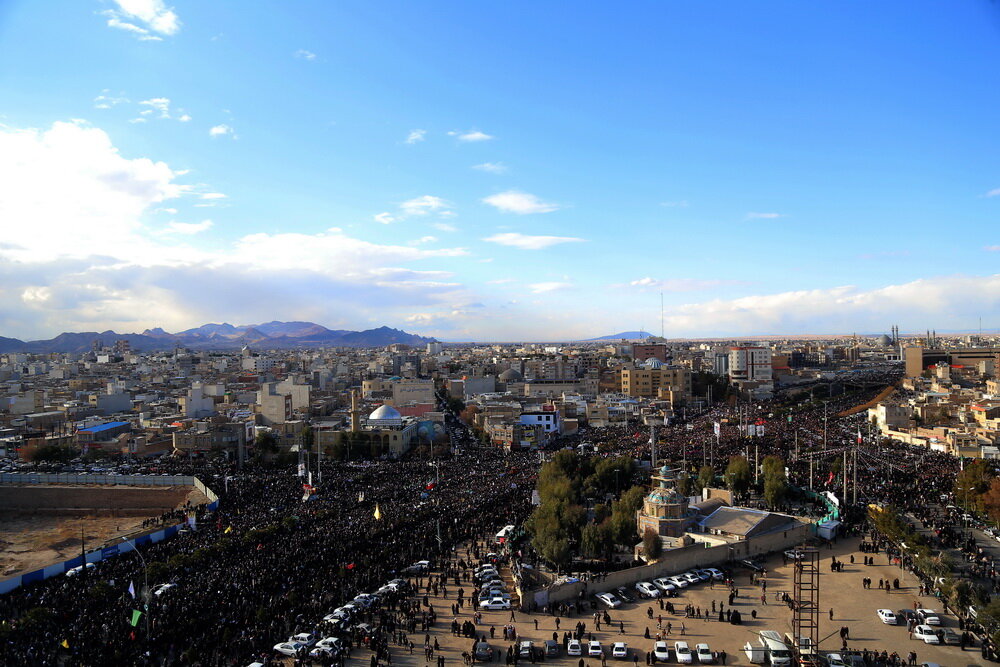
left=955, top=459, right=992, bottom=511
left=593, top=503, right=611, bottom=524
left=724, top=456, right=751, bottom=497
left=31, top=445, right=75, bottom=463
left=675, top=472, right=694, bottom=497
left=761, top=455, right=787, bottom=509
left=581, top=522, right=613, bottom=559
left=642, top=527, right=662, bottom=560
left=697, top=465, right=715, bottom=492
left=617, top=485, right=646, bottom=515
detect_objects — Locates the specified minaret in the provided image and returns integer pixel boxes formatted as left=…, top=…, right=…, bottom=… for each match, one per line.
left=350, top=388, right=360, bottom=433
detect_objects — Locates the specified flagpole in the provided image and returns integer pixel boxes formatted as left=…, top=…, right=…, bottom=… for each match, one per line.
left=121, top=537, right=150, bottom=640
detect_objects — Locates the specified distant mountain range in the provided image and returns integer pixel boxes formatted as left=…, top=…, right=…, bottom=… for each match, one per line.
left=0, top=322, right=435, bottom=354
left=582, top=331, right=654, bottom=341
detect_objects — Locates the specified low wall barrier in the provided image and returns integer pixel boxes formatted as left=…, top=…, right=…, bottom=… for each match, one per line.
left=0, top=474, right=217, bottom=595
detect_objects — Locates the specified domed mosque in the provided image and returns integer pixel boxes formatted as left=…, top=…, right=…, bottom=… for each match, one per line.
left=636, top=464, right=696, bottom=551
left=367, top=404, right=403, bottom=427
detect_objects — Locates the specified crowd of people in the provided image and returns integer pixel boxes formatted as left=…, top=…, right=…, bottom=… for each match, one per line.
left=0, top=437, right=536, bottom=665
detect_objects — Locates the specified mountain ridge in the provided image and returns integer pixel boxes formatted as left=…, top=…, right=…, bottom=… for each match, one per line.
left=0, top=321, right=435, bottom=353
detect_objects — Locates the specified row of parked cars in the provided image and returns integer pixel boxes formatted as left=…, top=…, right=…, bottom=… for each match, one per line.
left=272, top=568, right=418, bottom=659
left=594, top=567, right=725, bottom=609
left=875, top=607, right=958, bottom=645
left=474, top=558, right=513, bottom=611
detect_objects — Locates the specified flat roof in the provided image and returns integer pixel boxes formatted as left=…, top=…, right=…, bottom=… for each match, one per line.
left=78, top=421, right=130, bottom=433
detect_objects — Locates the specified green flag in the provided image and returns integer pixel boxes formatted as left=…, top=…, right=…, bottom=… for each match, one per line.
left=130, top=609, right=142, bottom=627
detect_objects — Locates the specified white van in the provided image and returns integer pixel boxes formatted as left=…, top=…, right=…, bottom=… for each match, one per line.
left=758, top=631, right=791, bottom=666
left=495, top=525, right=515, bottom=544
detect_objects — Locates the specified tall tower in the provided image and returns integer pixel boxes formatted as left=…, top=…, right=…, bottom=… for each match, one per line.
left=350, top=388, right=361, bottom=433
left=636, top=465, right=691, bottom=540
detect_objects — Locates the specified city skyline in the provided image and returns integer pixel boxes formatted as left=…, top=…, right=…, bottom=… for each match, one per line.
left=2, top=1, right=999, bottom=340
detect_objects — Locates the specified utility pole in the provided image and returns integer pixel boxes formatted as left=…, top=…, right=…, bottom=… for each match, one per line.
left=809, top=457, right=814, bottom=491
left=823, top=401, right=828, bottom=450
left=852, top=448, right=858, bottom=505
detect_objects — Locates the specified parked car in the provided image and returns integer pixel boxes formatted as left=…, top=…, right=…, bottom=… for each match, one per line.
left=595, top=592, right=622, bottom=609
left=612, top=642, right=629, bottom=659
left=273, top=641, right=307, bottom=657
left=912, top=625, right=940, bottom=644
left=474, top=641, right=492, bottom=661
left=615, top=586, right=635, bottom=603
left=653, top=641, right=671, bottom=662
left=588, top=641, right=604, bottom=657
left=876, top=609, right=896, bottom=625
left=695, top=643, right=713, bottom=664
left=652, top=578, right=677, bottom=594
left=567, top=640, right=583, bottom=656
left=940, top=628, right=960, bottom=645
left=916, top=609, right=940, bottom=626
left=675, top=641, right=693, bottom=664
left=701, top=568, right=725, bottom=581
left=518, top=641, right=534, bottom=659
left=685, top=570, right=709, bottom=582
left=544, top=640, right=561, bottom=658
left=479, top=597, right=511, bottom=610
left=635, top=581, right=661, bottom=598
left=667, top=575, right=689, bottom=589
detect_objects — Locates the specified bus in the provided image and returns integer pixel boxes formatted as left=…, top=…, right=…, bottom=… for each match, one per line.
left=495, top=525, right=515, bottom=544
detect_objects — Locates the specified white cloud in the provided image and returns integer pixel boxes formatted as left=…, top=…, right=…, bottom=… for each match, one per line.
left=0, top=120, right=479, bottom=339
left=407, top=236, right=438, bottom=246
left=106, top=0, right=180, bottom=38
left=433, top=222, right=458, bottom=232
left=139, top=97, right=171, bottom=119
left=199, top=192, right=227, bottom=200
left=530, top=282, right=573, bottom=293
left=400, top=195, right=452, bottom=217
left=628, top=277, right=743, bottom=292
left=93, top=92, right=129, bottom=109
left=985, top=245, right=1000, bottom=252
left=483, top=190, right=559, bottom=215
left=986, top=188, right=1000, bottom=198
left=487, top=278, right=515, bottom=284
left=209, top=124, right=234, bottom=138
left=405, top=129, right=426, bottom=144
left=374, top=212, right=396, bottom=224
left=164, top=220, right=213, bottom=235
left=746, top=212, right=784, bottom=220
left=177, top=114, right=192, bottom=122
left=473, top=162, right=507, bottom=174
left=449, top=130, right=494, bottom=142
left=294, top=49, right=317, bottom=60
left=483, top=232, right=584, bottom=250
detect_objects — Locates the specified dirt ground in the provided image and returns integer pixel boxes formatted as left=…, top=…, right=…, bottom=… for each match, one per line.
left=327, top=536, right=984, bottom=667
left=0, top=486, right=207, bottom=579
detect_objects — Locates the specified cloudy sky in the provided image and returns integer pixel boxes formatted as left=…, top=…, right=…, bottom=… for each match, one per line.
left=1, top=1, right=999, bottom=341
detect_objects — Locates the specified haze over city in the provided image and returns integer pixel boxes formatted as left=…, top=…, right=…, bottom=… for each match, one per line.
left=2, top=1, right=999, bottom=341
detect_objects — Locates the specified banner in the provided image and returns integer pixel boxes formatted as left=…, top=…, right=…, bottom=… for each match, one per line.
left=713, top=422, right=720, bottom=437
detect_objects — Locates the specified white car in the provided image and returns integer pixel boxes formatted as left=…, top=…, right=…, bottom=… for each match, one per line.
left=291, top=632, right=317, bottom=647
left=588, top=641, right=604, bottom=657
left=695, top=643, right=713, bottom=664
left=653, top=641, right=671, bottom=662
left=703, top=568, right=725, bottom=581
left=153, top=583, right=177, bottom=597
left=635, top=581, right=661, bottom=598
left=877, top=609, right=896, bottom=625
left=916, top=609, right=941, bottom=625
left=667, top=575, right=689, bottom=588
left=596, top=592, right=622, bottom=608
left=674, top=641, right=693, bottom=664
left=65, top=563, right=96, bottom=577
left=913, top=625, right=940, bottom=644
left=310, top=637, right=343, bottom=657
left=687, top=570, right=710, bottom=582
left=612, top=642, right=628, bottom=659
left=273, top=641, right=306, bottom=656
left=681, top=572, right=701, bottom=585
left=567, top=640, right=583, bottom=656
left=480, top=597, right=511, bottom=610
left=652, top=578, right=677, bottom=594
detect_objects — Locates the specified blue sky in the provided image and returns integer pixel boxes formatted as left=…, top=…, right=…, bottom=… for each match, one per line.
left=1, top=1, right=998, bottom=341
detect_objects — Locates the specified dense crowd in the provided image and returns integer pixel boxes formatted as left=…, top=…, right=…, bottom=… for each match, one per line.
left=0, top=440, right=536, bottom=665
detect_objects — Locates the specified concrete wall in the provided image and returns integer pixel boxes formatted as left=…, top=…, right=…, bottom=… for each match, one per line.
left=542, top=521, right=812, bottom=607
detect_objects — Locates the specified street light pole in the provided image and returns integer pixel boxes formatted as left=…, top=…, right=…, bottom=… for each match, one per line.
left=122, top=537, right=151, bottom=640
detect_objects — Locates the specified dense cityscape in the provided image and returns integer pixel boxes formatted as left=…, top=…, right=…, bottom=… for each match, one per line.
left=3, top=2, right=1000, bottom=666
left=2, top=331, right=1000, bottom=666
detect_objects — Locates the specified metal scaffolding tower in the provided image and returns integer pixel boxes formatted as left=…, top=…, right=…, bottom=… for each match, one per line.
left=792, top=546, right=820, bottom=660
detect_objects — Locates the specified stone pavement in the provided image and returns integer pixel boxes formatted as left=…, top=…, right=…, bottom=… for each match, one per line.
left=334, top=537, right=986, bottom=667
